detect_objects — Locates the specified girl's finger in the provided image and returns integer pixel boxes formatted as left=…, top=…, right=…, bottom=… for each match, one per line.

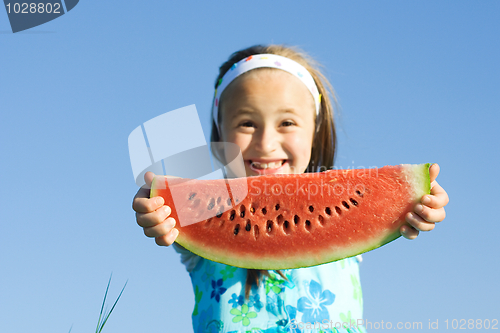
left=132, top=172, right=160, bottom=213
left=429, top=163, right=440, bottom=183
left=400, top=224, right=419, bottom=240
left=133, top=195, right=165, bottom=214
left=414, top=204, right=446, bottom=223
left=155, top=228, right=179, bottom=247
left=144, top=171, right=155, bottom=187
left=143, top=217, right=176, bottom=238
left=136, top=205, right=172, bottom=228
left=132, top=187, right=150, bottom=211
left=421, top=180, right=449, bottom=209
left=406, top=211, right=436, bottom=231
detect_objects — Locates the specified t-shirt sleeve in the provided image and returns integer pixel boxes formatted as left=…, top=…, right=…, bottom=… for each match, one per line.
left=172, top=243, right=202, bottom=273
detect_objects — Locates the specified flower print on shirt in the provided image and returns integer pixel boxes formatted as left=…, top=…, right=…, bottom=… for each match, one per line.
left=350, top=274, right=363, bottom=308
left=202, top=262, right=216, bottom=291
left=265, top=272, right=285, bottom=295
left=193, top=285, right=203, bottom=316
left=228, top=293, right=245, bottom=308
left=230, top=304, right=258, bottom=327
left=266, top=294, right=285, bottom=318
left=283, top=271, right=295, bottom=290
left=339, top=310, right=360, bottom=332
left=197, top=305, right=223, bottom=333
left=220, top=265, right=237, bottom=280
left=296, top=280, right=335, bottom=324
left=284, top=305, right=302, bottom=333
left=248, top=294, right=263, bottom=312
left=211, top=278, right=227, bottom=303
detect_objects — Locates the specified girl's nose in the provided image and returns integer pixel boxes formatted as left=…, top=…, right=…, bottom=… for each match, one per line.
left=253, top=126, right=279, bottom=153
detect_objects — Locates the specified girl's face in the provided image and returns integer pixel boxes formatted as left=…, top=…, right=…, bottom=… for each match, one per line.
left=219, top=69, right=316, bottom=177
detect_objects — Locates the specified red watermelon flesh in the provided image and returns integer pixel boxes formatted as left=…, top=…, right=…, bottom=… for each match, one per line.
left=150, top=163, right=431, bottom=269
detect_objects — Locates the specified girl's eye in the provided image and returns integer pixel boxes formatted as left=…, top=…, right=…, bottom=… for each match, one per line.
left=240, top=121, right=255, bottom=128
left=281, top=120, right=295, bottom=127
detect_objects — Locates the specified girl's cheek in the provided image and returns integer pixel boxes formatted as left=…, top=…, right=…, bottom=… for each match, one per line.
left=223, top=131, right=246, bottom=147
left=232, top=134, right=252, bottom=153
left=280, top=137, right=307, bottom=172
left=287, top=133, right=312, bottom=155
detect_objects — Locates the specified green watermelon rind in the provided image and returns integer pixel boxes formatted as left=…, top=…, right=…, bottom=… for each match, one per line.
left=152, top=163, right=431, bottom=269
left=150, top=177, right=159, bottom=197
left=402, top=163, right=432, bottom=201
left=353, top=163, right=432, bottom=258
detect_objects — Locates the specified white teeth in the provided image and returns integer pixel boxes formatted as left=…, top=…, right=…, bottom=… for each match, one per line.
left=251, top=160, right=284, bottom=169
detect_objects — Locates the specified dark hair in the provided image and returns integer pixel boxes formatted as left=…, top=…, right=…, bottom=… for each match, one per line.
left=210, top=44, right=339, bottom=298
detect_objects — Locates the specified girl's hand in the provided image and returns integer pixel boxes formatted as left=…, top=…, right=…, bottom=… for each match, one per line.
left=401, top=163, right=449, bottom=240
left=132, top=171, right=179, bottom=246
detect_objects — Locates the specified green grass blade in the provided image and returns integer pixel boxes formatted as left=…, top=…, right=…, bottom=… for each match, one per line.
left=96, top=274, right=113, bottom=333
left=96, top=277, right=128, bottom=333
left=98, top=280, right=127, bottom=333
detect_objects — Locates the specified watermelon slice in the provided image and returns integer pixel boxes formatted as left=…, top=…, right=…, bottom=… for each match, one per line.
left=150, top=163, right=431, bottom=269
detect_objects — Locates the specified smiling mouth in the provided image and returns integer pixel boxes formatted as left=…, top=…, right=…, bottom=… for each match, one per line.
left=249, top=160, right=287, bottom=170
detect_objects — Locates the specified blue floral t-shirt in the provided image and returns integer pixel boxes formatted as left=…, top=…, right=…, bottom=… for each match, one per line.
left=177, top=245, right=367, bottom=333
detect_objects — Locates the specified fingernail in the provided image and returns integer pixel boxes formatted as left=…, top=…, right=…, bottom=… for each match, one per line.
left=171, top=228, right=179, bottom=239
left=166, top=218, right=176, bottom=229
left=164, top=205, right=171, bottom=216
left=415, top=204, right=424, bottom=213
left=422, top=196, right=431, bottom=205
left=156, top=197, right=164, bottom=206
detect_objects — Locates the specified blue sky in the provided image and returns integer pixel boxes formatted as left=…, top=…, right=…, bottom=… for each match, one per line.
left=1, top=1, right=499, bottom=332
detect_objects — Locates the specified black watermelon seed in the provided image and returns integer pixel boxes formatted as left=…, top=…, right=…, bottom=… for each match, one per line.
left=267, top=220, right=273, bottom=233
left=309, top=205, right=314, bottom=213
left=234, top=224, right=240, bottom=235
left=325, top=207, right=332, bottom=215
left=305, top=220, right=312, bottom=231
left=188, top=192, right=197, bottom=200
left=207, top=199, right=215, bottom=210
left=216, top=205, right=224, bottom=217
left=349, top=198, right=358, bottom=206
left=335, top=206, right=342, bottom=215
left=342, top=201, right=350, bottom=209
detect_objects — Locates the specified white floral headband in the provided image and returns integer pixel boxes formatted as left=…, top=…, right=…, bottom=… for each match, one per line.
left=212, top=53, right=322, bottom=133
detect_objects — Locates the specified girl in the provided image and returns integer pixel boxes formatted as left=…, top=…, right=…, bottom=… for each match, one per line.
left=133, top=44, right=449, bottom=333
